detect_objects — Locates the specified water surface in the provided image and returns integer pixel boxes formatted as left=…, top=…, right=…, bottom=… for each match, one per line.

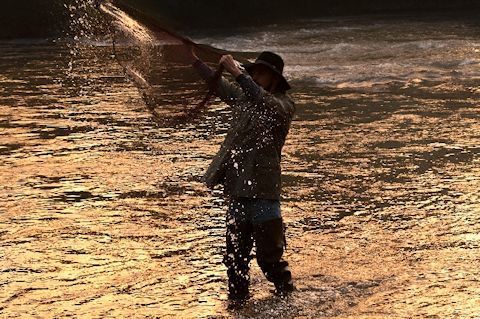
left=1, top=16, right=480, bottom=318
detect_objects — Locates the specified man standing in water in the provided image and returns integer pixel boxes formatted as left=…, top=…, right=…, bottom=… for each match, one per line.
left=191, top=49, right=295, bottom=307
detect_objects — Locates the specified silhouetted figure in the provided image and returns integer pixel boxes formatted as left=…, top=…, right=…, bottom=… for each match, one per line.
left=191, top=50, right=296, bottom=308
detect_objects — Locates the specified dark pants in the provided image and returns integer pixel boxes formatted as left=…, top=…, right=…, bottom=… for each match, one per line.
left=224, top=197, right=292, bottom=299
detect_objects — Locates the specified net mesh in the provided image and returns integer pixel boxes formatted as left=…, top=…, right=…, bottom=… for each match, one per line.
left=98, top=0, right=229, bottom=125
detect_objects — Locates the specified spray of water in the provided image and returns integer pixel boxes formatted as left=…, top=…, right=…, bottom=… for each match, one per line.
left=65, top=0, right=228, bottom=125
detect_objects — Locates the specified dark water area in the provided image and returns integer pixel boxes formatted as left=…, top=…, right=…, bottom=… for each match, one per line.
left=1, top=13, right=480, bottom=319
left=1, top=0, right=480, bottom=38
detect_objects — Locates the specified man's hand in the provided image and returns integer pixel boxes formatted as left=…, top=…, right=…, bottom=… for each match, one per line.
left=220, top=55, right=243, bottom=78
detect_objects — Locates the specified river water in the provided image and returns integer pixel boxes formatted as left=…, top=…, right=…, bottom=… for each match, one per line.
left=1, top=15, right=480, bottom=318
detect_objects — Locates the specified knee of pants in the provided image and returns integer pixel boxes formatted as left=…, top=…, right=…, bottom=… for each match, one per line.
left=225, top=231, right=254, bottom=268
left=256, top=247, right=284, bottom=267
left=254, top=218, right=286, bottom=263
left=223, top=250, right=252, bottom=269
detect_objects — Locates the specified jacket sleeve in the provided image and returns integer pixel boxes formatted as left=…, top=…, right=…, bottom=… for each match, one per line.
left=193, top=59, right=295, bottom=117
left=193, top=59, right=244, bottom=107
left=235, top=74, right=295, bottom=119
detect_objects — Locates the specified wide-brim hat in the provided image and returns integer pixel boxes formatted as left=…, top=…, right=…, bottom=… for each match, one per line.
left=244, top=51, right=291, bottom=91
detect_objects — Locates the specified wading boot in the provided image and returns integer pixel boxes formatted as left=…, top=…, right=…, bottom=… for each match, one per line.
left=274, top=279, right=295, bottom=297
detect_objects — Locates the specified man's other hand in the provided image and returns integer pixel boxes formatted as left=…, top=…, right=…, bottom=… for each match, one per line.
left=220, top=55, right=243, bottom=78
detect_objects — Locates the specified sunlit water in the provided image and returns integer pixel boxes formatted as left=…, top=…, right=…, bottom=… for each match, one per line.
left=1, top=16, right=480, bottom=318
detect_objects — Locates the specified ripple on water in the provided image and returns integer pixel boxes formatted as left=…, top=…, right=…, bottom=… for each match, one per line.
left=1, top=21, right=480, bottom=318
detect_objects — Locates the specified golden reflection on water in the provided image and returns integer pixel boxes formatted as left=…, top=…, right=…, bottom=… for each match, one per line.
left=0, top=42, right=479, bottom=319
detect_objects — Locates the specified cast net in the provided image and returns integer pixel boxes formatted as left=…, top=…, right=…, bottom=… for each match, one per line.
left=97, top=0, right=229, bottom=125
